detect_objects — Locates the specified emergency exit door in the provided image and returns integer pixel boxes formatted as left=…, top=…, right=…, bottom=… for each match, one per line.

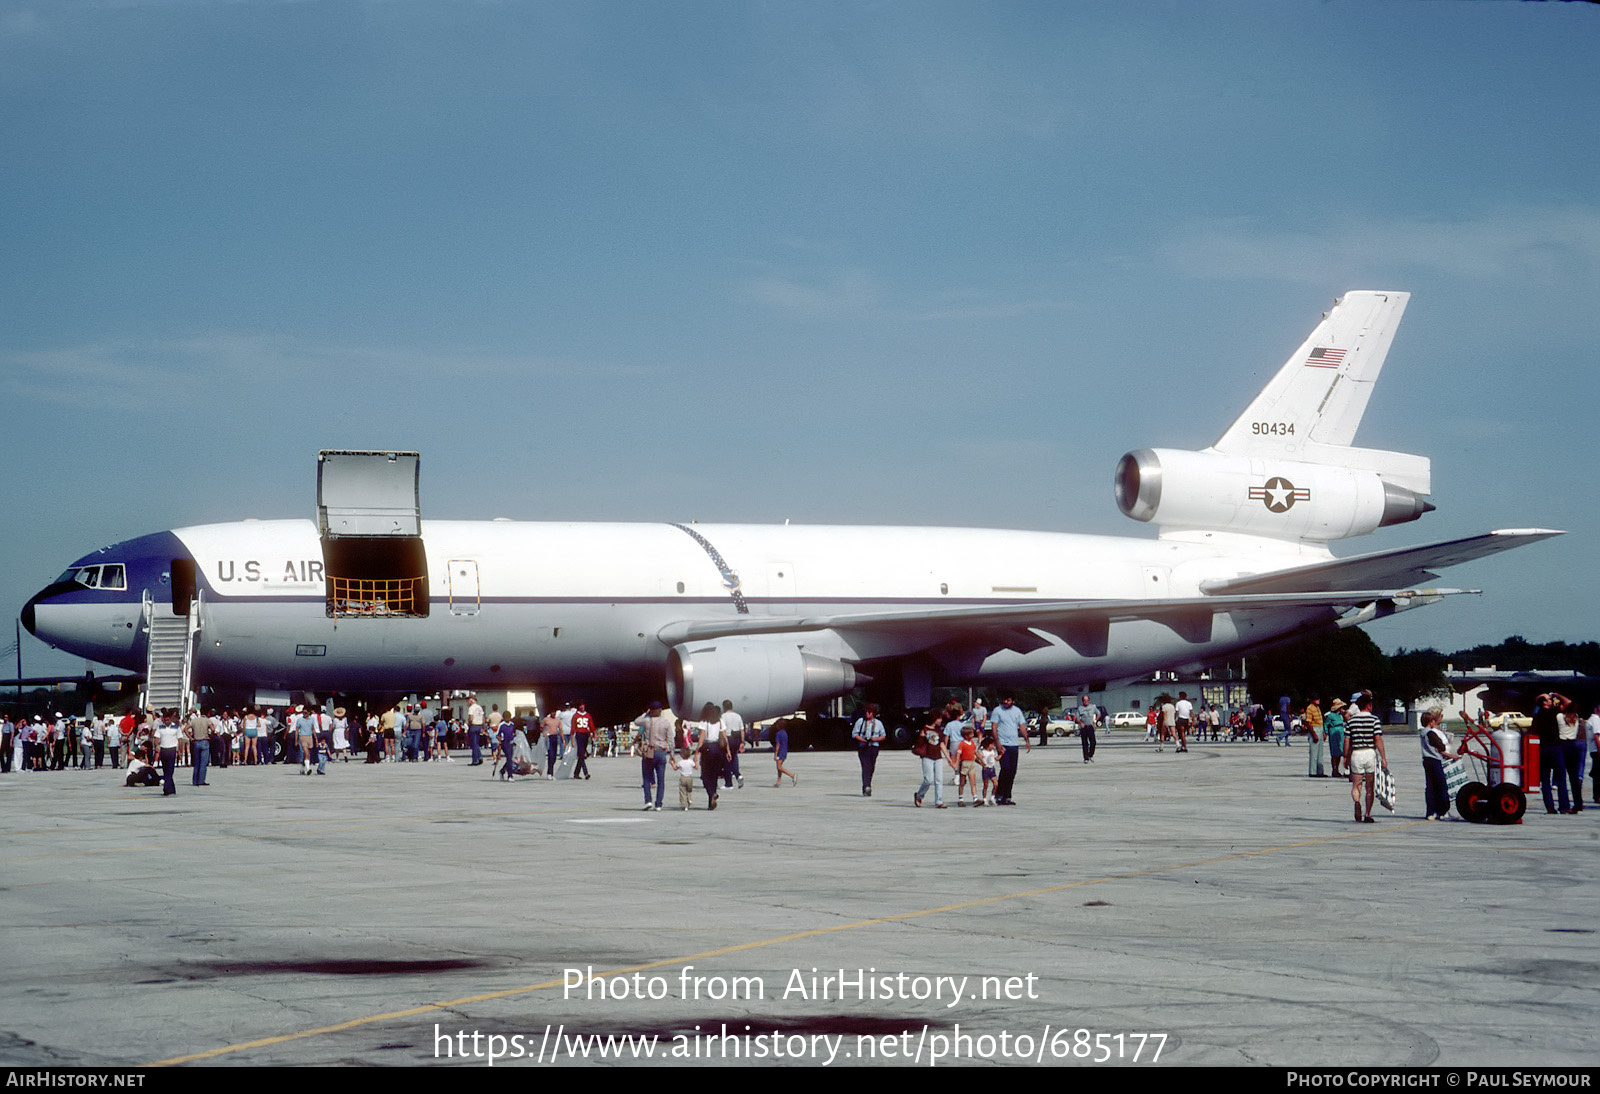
left=447, top=560, right=481, bottom=616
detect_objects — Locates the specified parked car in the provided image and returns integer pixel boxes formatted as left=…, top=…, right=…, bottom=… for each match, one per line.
left=1028, top=713, right=1075, bottom=739
left=1111, top=711, right=1146, bottom=728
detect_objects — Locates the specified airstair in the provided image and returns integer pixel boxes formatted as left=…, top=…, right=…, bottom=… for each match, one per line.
left=142, top=591, right=196, bottom=714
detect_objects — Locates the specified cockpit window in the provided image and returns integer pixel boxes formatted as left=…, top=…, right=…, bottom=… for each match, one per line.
left=52, top=564, right=123, bottom=589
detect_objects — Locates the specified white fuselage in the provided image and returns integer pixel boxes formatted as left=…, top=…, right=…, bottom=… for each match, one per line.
left=25, top=292, right=1552, bottom=720
left=156, top=518, right=1330, bottom=699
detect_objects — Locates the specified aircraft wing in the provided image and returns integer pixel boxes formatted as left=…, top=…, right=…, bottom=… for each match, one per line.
left=657, top=527, right=1564, bottom=655
left=0, top=671, right=143, bottom=692
left=657, top=587, right=1469, bottom=651
left=1197, top=529, right=1563, bottom=596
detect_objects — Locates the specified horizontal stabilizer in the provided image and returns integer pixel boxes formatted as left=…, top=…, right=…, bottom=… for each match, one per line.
left=1198, top=529, right=1564, bottom=596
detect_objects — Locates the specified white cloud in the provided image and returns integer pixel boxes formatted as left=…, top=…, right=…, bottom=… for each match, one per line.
left=1, top=8, right=46, bottom=36
left=741, top=268, right=882, bottom=318
left=1, top=335, right=653, bottom=408
left=740, top=266, right=1074, bottom=323
left=899, top=292, right=1075, bottom=322
left=1163, top=206, right=1600, bottom=288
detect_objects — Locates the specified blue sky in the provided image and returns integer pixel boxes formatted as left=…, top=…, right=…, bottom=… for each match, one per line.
left=3, top=0, right=1595, bottom=681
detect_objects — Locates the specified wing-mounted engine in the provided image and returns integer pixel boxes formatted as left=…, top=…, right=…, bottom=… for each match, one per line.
left=1116, top=448, right=1432, bottom=543
left=667, top=640, right=856, bottom=721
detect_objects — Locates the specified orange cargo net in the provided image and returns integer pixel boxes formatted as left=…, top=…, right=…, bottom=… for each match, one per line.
left=326, top=575, right=425, bottom=617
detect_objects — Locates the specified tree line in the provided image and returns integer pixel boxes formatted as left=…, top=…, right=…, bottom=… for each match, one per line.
left=1247, top=631, right=1599, bottom=714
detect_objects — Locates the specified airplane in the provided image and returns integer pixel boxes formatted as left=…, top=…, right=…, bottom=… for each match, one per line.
left=20, top=291, right=1561, bottom=726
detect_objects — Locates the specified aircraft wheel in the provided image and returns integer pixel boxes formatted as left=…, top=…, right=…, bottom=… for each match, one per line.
left=1456, top=781, right=1491, bottom=823
left=891, top=724, right=913, bottom=748
left=1489, top=783, right=1526, bottom=825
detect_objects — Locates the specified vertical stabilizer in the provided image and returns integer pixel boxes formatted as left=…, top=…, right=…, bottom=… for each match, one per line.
left=1210, top=290, right=1427, bottom=494
left=1215, top=290, right=1408, bottom=452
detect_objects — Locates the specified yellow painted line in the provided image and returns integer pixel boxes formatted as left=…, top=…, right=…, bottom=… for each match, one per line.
left=147, top=819, right=1425, bottom=1067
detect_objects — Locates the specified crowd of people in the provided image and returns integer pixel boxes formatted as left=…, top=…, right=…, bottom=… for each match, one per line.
left=0, top=698, right=562, bottom=789
left=888, top=695, right=1031, bottom=808
left=630, top=699, right=771, bottom=810
left=1525, top=691, right=1593, bottom=816
left=1278, top=689, right=1598, bottom=822
left=1134, top=697, right=1311, bottom=747
left=7, top=687, right=1596, bottom=823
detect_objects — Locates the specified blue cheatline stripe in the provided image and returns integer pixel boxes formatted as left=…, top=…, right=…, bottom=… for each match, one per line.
left=113, top=593, right=1053, bottom=607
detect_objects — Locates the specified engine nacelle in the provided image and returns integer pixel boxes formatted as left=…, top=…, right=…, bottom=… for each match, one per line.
left=1115, top=448, right=1432, bottom=543
left=667, top=641, right=858, bottom=721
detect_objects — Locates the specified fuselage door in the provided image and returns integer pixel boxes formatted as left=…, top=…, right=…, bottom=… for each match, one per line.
left=316, top=450, right=430, bottom=618
left=171, top=558, right=197, bottom=616
left=447, top=560, right=481, bottom=616
left=317, top=450, right=421, bottom=537
left=766, top=561, right=796, bottom=615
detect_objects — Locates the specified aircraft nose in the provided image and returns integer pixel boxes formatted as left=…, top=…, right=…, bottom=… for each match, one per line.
left=21, top=579, right=77, bottom=639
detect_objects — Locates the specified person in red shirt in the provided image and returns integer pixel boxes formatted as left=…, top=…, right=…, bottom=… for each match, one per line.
left=570, top=701, right=596, bottom=780
left=117, top=711, right=137, bottom=768
left=954, top=724, right=980, bottom=806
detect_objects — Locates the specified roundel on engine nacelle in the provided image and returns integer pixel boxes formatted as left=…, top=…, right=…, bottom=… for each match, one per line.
left=1115, top=449, right=1162, bottom=523
left=1110, top=447, right=1433, bottom=542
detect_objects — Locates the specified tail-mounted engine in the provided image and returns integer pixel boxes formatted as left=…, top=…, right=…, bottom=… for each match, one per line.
left=1115, top=448, right=1432, bottom=543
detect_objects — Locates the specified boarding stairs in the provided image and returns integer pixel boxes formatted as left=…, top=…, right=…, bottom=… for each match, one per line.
left=142, top=591, right=197, bottom=714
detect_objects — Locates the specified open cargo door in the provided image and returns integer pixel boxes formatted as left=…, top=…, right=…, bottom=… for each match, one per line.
left=316, top=450, right=429, bottom=618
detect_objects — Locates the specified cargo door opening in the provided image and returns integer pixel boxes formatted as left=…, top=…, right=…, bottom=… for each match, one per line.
left=317, top=450, right=430, bottom=619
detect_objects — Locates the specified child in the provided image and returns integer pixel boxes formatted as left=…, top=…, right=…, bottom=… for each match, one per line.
left=674, top=746, right=699, bottom=810
left=978, top=734, right=1000, bottom=806
left=955, top=725, right=980, bottom=806
left=497, top=717, right=519, bottom=781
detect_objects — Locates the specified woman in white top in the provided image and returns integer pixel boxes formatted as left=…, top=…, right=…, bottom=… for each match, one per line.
left=1559, top=710, right=1585, bottom=814
left=105, top=716, right=123, bottom=769
left=696, top=704, right=729, bottom=808
left=154, top=715, right=182, bottom=796
left=331, top=707, right=351, bottom=761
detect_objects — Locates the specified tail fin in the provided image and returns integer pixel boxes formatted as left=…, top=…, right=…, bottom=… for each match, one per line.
left=1211, top=291, right=1428, bottom=494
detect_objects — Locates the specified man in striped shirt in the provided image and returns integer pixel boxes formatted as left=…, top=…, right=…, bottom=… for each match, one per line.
left=1343, top=692, right=1387, bottom=823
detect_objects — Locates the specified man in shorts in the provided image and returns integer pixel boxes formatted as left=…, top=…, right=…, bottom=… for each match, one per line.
left=1343, top=692, right=1387, bottom=823
left=1158, top=697, right=1176, bottom=752
left=1173, top=692, right=1193, bottom=753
